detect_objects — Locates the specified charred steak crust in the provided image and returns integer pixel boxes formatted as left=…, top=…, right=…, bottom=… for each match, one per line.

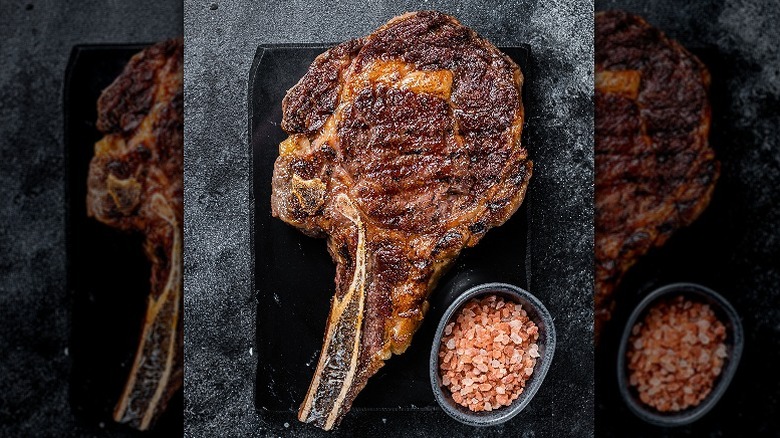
left=595, top=11, right=719, bottom=336
left=87, top=38, right=183, bottom=431
left=271, top=11, right=530, bottom=430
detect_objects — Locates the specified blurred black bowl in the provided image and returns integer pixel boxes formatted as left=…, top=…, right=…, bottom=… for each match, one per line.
left=617, top=282, right=743, bottom=426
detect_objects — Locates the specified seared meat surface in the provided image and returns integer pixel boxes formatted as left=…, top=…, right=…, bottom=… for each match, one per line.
left=87, top=39, right=183, bottom=431
left=595, top=11, right=718, bottom=336
left=271, top=11, right=530, bottom=430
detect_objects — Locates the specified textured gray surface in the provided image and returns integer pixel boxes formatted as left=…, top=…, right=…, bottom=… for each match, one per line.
left=0, top=2, right=181, bottom=436
left=595, top=0, right=780, bottom=436
left=184, top=1, right=593, bottom=437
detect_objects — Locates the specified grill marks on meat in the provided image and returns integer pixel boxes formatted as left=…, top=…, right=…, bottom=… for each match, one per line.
left=595, top=12, right=718, bottom=336
left=87, top=39, right=183, bottom=431
left=271, top=11, right=530, bottom=430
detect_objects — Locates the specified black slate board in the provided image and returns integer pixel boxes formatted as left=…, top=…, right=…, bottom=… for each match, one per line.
left=250, top=45, right=532, bottom=415
left=64, top=45, right=183, bottom=436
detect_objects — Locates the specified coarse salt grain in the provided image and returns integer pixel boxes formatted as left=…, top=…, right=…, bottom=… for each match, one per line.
left=438, top=295, right=539, bottom=412
left=626, top=296, right=728, bottom=413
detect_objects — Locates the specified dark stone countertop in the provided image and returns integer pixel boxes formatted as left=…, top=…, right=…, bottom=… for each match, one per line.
left=0, top=2, right=181, bottom=437
left=595, top=0, right=780, bottom=436
left=184, top=1, right=594, bottom=437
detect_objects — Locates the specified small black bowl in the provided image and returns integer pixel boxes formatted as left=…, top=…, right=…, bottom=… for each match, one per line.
left=429, top=282, right=556, bottom=427
left=617, top=282, right=743, bottom=426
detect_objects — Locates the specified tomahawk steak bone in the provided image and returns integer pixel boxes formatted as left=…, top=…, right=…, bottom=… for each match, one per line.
left=87, top=39, right=183, bottom=431
left=272, top=11, right=531, bottom=430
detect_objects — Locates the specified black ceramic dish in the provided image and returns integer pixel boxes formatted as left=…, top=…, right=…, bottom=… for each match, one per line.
left=429, top=283, right=556, bottom=427
left=64, top=44, right=183, bottom=436
left=249, top=44, right=532, bottom=419
left=616, top=283, right=743, bottom=426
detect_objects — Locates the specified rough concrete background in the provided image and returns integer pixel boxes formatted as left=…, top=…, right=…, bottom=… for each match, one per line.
left=595, top=0, right=780, bottom=436
left=184, top=1, right=593, bottom=437
left=0, top=2, right=181, bottom=436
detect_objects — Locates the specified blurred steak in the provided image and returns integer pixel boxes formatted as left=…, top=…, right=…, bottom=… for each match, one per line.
left=595, top=11, right=718, bottom=336
left=271, top=11, right=530, bottom=430
left=87, top=39, right=183, bottom=430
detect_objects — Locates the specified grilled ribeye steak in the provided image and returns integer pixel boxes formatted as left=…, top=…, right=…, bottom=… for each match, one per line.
left=271, top=11, right=530, bottom=430
left=595, top=11, right=718, bottom=336
left=87, top=39, right=183, bottom=431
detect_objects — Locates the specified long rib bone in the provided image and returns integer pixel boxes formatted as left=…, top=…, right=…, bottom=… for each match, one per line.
left=113, top=194, right=183, bottom=430
left=298, top=194, right=368, bottom=430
